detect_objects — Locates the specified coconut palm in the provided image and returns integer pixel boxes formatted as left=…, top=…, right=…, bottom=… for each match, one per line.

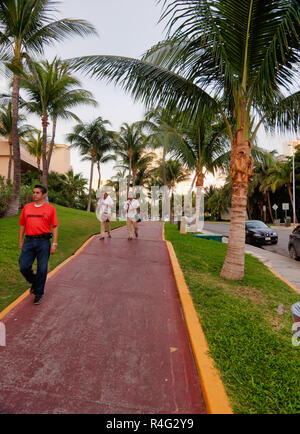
left=66, top=117, right=115, bottom=212
left=0, top=103, right=32, bottom=180
left=19, top=58, right=97, bottom=189
left=115, top=122, right=148, bottom=193
left=21, top=129, right=46, bottom=183
left=264, top=159, right=298, bottom=222
left=0, top=0, right=96, bottom=216
left=69, top=0, right=300, bottom=279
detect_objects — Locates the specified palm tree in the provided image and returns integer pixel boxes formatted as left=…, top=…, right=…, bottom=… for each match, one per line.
left=264, top=159, right=298, bottom=222
left=69, top=0, right=300, bottom=280
left=0, top=103, right=32, bottom=180
left=115, top=122, right=147, bottom=193
left=0, top=0, right=96, bottom=216
left=21, top=129, right=45, bottom=182
left=155, top=158, right=190, bottom=223
left=20, top=58, right=97, bottom=189
left=82, top=148, right=116, bottom=190
left=66, top=117, right=115, bottom=212
left=249, top=150, right=277, bottom=222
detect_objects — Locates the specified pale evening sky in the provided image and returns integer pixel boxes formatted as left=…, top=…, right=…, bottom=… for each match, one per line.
left=11, top=0, right=299, bottom=185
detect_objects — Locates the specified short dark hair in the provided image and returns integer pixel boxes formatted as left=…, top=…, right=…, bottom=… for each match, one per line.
left=34, top=185, right=47, bottom=195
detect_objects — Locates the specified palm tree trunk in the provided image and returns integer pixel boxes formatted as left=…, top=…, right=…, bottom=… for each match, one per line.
left=170, top=189, right=174, bottom=224
left=42, top=114, right=48, bottom=189
left=267, top=191, right=273, bottom=223
left=87, top=151, right=95, bottom=212
left=5, top=74, right=21, bottom=217
left=7, top=139, right=13, bottom=180
left=37, top=158, right=41, bottom=183
left=97, top=161, right=101, bottom=190
left=47, top=116, right=57, bottom=171
left=127, top=156, right=132, bottom=195
left=162, top=144, right=167, bottom=186
left=221, top=128, right=253, bottom=280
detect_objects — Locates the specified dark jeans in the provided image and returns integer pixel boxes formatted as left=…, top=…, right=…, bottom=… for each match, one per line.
left=19, top=239, right=51, bottom=296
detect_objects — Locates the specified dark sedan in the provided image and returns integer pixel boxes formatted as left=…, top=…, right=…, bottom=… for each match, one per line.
left=288, top=225, right=300, bottom=260
left=245, top=220, right=278, bottom=245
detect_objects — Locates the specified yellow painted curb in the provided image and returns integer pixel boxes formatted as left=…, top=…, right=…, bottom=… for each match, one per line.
left=163, top=225, right=233, bottom=414
left=0, top=225, right=125, bottom=322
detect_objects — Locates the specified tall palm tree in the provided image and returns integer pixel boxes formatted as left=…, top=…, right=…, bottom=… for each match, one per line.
left=66, top=117, right=115, bottom=212
left=21, top=129, right=45, bottom=182
left=115, top=122, right=147, bottom=193
left=264, top=159, right=298, bottom=222
left=0, top=0, right=96, bottom=216
left=69, top=0, right=300, bottom=280
left=0, top=102, right=32, bottom=180
left=20, top=58, right=97, bottom=189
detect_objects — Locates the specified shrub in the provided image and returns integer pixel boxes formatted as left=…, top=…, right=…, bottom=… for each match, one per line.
left=0, top=176, right=12, bottom=216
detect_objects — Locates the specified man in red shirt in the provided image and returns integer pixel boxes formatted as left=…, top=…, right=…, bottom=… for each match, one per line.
left=19, top=185, right=58, bottom=305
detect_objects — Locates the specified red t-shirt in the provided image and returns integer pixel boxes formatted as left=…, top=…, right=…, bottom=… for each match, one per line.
left=19, top=203, right=58, bottom=236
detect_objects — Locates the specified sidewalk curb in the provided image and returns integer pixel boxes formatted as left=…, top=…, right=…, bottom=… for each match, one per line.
left=162, top=225, right=233, bottom=414
left=0, top=226, right=124, bottom=322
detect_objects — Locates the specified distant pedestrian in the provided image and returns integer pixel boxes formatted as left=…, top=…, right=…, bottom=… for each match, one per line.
left=97, top=191, right=114, bottom=239
left=19, top=185, right=58, bottom=305
left=125, top=192, right=140, bottom=240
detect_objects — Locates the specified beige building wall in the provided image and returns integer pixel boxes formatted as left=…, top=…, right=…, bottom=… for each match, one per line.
left=49, top=144, right=72, bottom=174
left=0, top=138, right=71, bottom=179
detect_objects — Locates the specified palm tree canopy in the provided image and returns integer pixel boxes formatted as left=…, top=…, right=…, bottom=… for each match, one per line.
left=0, top=0, right=97, bottom=59
left=66, top=116, right=115, bottom=157
left=68, top=0, right=300, bottom=135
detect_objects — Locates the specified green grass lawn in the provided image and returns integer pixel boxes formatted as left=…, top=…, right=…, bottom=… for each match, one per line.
left=0, top=204, right=125, bottom=312
left=165, top=223, right=300, bottom=414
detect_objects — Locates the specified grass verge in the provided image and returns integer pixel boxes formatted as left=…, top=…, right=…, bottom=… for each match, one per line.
left=0, top=204, right=125, bottom=312
left=165, top=223, right=300, bottom=414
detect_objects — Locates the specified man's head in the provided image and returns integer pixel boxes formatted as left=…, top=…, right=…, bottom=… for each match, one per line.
left=128, top=191, right=133, bottom=200
left=33, top=185, right=47, bottom=203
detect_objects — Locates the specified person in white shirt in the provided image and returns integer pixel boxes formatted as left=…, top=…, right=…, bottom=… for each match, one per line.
left=97, top=192, right=114, bottom=239
left=124, top=192, right=140, bottom=240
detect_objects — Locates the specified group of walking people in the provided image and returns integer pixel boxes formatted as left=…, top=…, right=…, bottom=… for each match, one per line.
left=17, top=184, right=300, bottom=341
left=18, top=186, right=142, bottom=305
left=96, top=191, right=141, bottom=240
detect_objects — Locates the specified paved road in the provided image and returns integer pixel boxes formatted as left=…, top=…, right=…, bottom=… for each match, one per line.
left=0, top=222, right=206, bottom=414
left=203, top=222, right=292, bottom=258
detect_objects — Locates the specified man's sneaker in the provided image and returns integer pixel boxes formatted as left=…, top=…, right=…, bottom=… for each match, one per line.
left=108, top=233, right=112, bottom=238
left=33, top=295, right=43, bottom=305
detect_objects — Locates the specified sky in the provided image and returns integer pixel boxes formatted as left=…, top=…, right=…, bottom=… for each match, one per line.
left=5, top=0, right=299, bottom=187
left=43, top=0, right=166, bottom=184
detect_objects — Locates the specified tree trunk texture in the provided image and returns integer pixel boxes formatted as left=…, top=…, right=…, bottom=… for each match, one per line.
left=220, top=129, right=253, bottom=281
left=7, top=139, right=13, bottom=180
left=97, top=162, right=101, bottom=190
left=5, top=74, right=21, bottom=217
left=87, top=151, right=95, bottom=212
left=47, top=116, right=57, bottom=171
left=267, top=191, right=273, bottom=223
left=162, top=145, right=167, bottom=186
left=42, top=115, right=48, bottom=189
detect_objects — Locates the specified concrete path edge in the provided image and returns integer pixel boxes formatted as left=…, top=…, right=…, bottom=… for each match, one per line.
left=162, top=225, right=233, bottom=415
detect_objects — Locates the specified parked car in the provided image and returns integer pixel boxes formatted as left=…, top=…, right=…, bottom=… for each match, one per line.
left=288, top=225, right=300, bottom=260
left=245, top=220, right=278, bottom=245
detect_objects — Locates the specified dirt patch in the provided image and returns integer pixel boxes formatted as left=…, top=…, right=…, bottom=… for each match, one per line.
left=231, top=286, right=267, bottom=305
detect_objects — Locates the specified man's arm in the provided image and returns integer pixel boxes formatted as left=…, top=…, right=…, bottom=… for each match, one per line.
left=19, top=225, right=25, bottom=249
left=51, top=226, right=58, bottom=254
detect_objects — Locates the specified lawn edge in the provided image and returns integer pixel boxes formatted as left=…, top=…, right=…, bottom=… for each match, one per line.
left=0, top=226, right=124, bottom=321
left=162, top=224, right=233, bottom=415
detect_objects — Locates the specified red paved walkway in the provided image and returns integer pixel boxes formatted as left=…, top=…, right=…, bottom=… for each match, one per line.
left=0, top=222, right=206, bottom=414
